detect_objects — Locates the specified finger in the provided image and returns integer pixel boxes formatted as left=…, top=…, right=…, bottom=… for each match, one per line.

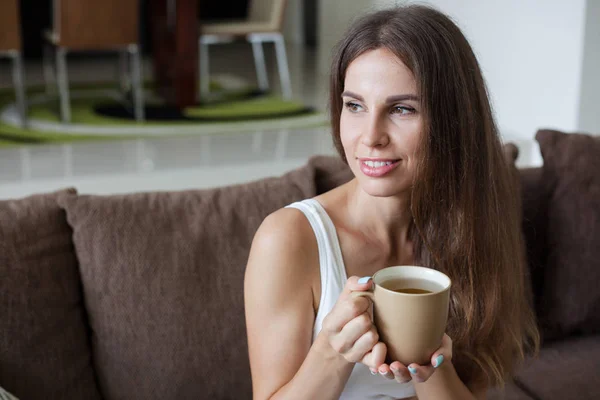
left=362, top=341, right=387, bottom=370
left=344, top=276, right=373, bottom=295
left=329, top=313, right=374, bottom=358
left=377, top=363, right=394, bottom=380
left=431, top=353, right=445, bottom=369
left=337, top=312, right=373, bottom=345
left=341, top=322, right=378, bottom=361
left=323, top=296, right=371, bottom=333
left=437, top=333, right=453, bottom=362
left=389, top=361, right=412, bottom=383
left=407, top=363, right=435, bottom=383
left=428, top=333, right=451, bottom=369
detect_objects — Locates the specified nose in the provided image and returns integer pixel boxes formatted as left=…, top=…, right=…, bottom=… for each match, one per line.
left=360, top=113, right=390, bottom=148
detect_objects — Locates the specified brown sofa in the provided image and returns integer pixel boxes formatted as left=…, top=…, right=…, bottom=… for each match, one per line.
left=1, top=129, right=599, bottom=400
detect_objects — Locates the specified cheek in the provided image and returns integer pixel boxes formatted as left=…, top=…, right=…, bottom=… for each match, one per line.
left=339, top=114, right=361, bottom=148
left=339, top=118, right=358, bottom=164
left=397, top=119, right=422, bottom=156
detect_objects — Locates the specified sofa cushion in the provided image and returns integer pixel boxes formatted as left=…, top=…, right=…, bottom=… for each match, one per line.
left=535, top=129, right=600, bottom=339
left=0, top=189, right=103, bottom=400
left=503, top=144, right=539, bottom=308
left=57, top=160, right=330, bottom=400
left=518, top=167, right=548, bottom=318
left=515, top=335, right=600, bottom=400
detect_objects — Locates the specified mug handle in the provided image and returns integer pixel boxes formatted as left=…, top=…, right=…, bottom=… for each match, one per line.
left=352, top=291, right=375, bottom=320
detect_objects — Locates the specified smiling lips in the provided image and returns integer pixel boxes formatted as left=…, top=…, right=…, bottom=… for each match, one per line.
left=358, top=158, right=401, bottom=177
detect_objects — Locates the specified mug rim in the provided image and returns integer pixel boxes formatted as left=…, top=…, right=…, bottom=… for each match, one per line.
left=372, top=265, right=452, bottom=296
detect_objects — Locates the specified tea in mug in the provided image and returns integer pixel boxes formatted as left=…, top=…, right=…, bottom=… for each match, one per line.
left=381, top=278, right=440, bottom=294
left=393, top=288, right=432, bottom=294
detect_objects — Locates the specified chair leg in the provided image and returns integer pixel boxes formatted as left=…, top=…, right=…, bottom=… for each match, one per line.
left=42, top=42, right=55, bottom=95
left=199, top=40, right=210, bottom=99
left=55, top=47, right=71, bottom=123
left=118, top=49, right=131, bottom=98
left=273, top=35, right=292, bottom=100
left=250, top=40, right=269, bottom=92
left=129, top=45, right=145, bottom=122
left=11, top=52, right=28, bottom=128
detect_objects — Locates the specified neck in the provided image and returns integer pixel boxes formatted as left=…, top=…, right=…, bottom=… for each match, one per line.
left=345, top=179, right=414, bottom=263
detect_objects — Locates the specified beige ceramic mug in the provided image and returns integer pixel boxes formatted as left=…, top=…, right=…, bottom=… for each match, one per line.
left=352, top=266, right=451, bottom=366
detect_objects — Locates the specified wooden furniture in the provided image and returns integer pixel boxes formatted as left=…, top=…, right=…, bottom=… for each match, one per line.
left=0, top=0, right=27, bottom=127
left=199, top=0, right=292, bottom=100
left=43, top=0, right=145, bottom=123
left=149, top=0, right=199, bottom=109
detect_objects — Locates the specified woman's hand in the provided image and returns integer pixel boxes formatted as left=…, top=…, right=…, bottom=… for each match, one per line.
left=320, top=276, right=387, bottom=371
left=377, top=333, right=453, bottom=383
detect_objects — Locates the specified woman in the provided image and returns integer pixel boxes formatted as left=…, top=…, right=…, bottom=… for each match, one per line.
left=244, top=5, right=539, bottom=400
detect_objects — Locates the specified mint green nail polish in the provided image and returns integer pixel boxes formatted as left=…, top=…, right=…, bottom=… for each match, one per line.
left=408, top=366, right=417, bottom=374
left=358, top=276, right=372, bottom=284
left=434, top=355, right=444, bottom=368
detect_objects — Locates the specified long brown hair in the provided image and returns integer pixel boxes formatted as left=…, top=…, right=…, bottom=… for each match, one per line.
left=329, top=5, right=539, bottom=388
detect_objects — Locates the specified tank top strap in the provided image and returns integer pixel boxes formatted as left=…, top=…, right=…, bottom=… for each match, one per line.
left=286, top=199, right=347, bottom=284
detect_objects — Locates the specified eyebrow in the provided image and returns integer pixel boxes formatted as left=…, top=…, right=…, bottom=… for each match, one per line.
left=341, top=91, right=419, bottom=103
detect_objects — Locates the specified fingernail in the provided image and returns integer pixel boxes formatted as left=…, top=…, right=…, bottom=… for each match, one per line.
left=370, top=369, right=377, bottom=375
left=408, top=366, right=417, bottom=374
left=434, top=355, right=444, bottom=368
left=358, top=276, right=372, bottom=284
left=379, top=369, right=387, bottom=375
left=390, top=366, right=398, bottom=372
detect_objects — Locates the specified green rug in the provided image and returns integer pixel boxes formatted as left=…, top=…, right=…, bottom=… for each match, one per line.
left=0, top=82, right=326, bottom=148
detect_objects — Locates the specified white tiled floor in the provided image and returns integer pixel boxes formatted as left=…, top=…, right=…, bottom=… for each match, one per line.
left=0, top=128, right=337, bottom=199
left=0, top=44, right=338, bottom=200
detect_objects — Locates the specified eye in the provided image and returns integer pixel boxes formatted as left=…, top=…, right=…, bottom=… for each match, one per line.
left=344, top=101, right=363, bottom=113
left=391, top=105, right=416, bottom=115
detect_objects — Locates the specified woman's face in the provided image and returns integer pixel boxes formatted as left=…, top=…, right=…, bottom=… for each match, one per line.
left=340, top=48, right=423, bottom=198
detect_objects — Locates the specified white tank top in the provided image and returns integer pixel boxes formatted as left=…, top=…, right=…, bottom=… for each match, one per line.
left=286, top=199, right=416, bottom=400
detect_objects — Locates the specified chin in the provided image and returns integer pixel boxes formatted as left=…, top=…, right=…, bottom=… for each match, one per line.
left=356, top=177, right=410, bottom=198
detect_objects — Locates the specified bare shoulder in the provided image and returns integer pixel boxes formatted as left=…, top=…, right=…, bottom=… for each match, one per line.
left=253, top=207, right=316, bottom=248
left=245, top=206, right=319, bottom=305
left=248, top=207, right=318, bottom=269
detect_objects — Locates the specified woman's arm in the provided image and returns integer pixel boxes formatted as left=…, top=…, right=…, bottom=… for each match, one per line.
left=244, top=209, right=354, bottom=400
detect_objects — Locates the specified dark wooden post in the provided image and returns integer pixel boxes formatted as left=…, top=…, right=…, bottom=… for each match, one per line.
left=149, top=0, right=198, bottom=108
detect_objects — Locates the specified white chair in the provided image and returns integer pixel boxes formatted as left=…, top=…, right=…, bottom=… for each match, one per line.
left=199, top=0, right=292, bottom=100
left=0, top=0, right=27, bottom=128
left=42, top=0, right=145, bottom=123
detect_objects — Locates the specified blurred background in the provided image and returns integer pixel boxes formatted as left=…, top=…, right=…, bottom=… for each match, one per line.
left=0, top=0, right=598, bottom=199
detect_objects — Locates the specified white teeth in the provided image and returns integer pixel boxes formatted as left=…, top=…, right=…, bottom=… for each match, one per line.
left=364, top=160, right=393, bottom=168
